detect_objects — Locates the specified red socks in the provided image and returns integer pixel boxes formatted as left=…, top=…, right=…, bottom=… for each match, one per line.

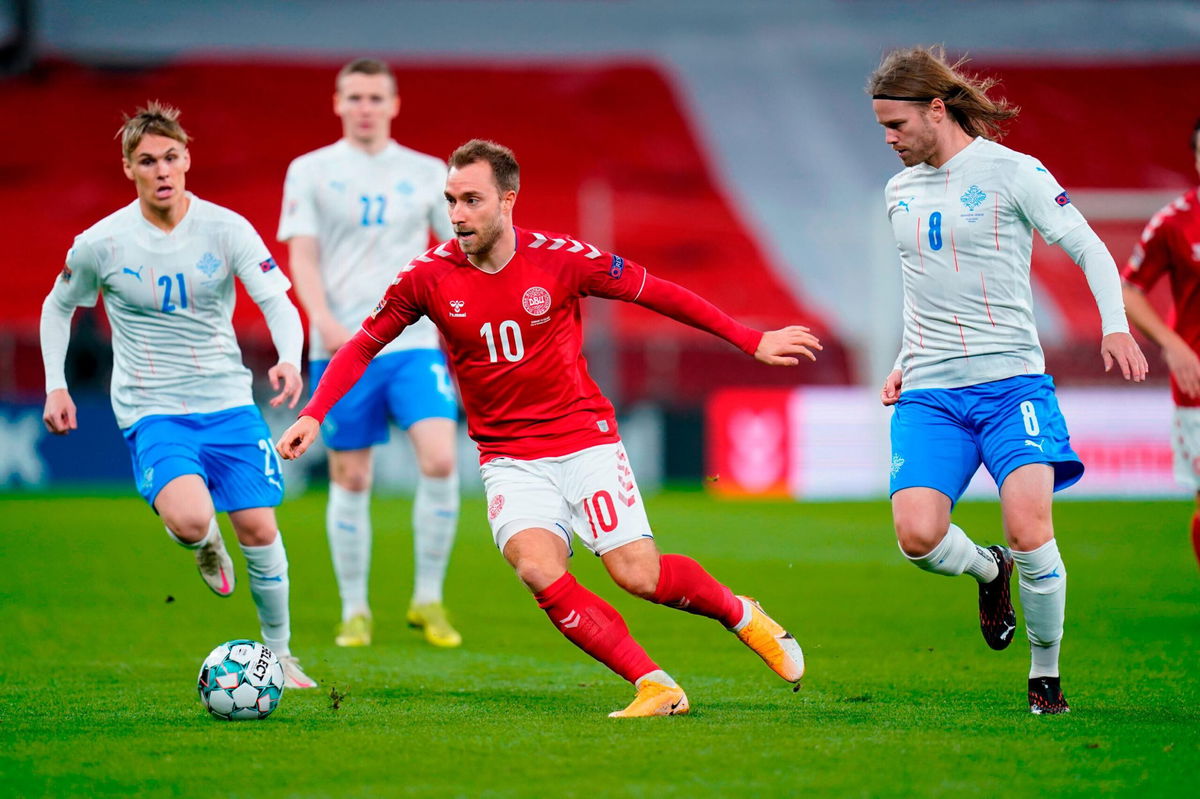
left=534, top=573, right=657, bottom=684
left=651, top=554, right=744, bottom=628
left=1191, top=512, right=1200, bottom=570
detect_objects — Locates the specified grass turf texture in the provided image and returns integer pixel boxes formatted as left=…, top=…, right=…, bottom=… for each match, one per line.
left=1, top=491, right=1197, bottom=797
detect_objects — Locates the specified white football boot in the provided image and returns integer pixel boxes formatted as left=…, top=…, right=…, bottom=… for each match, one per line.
left=195, top=531, right=235, bottom=597
left=279, top=654, right=318, bottom=689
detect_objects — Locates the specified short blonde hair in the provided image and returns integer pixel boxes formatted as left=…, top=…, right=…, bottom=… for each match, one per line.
left=116, top=101, right=189, bottom=161
left=336, top=58, right=396, bottom=95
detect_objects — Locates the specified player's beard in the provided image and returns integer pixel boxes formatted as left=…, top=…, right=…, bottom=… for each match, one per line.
left=459, top=214, right=505, bottom=257
left=900, top=119, right=939, bottom=167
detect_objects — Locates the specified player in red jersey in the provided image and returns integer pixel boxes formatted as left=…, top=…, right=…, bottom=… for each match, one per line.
left=277, top=139, right=822, bottom=717
left=1122, top=118, right=1200, bottom=570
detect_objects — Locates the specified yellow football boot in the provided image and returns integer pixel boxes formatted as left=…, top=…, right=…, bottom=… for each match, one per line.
left=335, top=613, right=373, bottom=647
left=406, top=602, right=462, bottom=648
left=733, top=596, right=805, bottom=684
left=608, top=680, right=690, bottom=718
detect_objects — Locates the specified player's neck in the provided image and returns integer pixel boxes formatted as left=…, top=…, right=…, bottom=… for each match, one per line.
left=344, top=135, right=391, bottom=156
left=927, top=127, right=975, bottom=169
left=467, top=226, right=517, bottom=273
left=139, top=194, right=190, bottom=233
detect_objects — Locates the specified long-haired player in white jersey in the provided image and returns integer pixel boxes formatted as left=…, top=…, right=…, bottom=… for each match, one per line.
left=40, top=102, right=317, bottom=688
left=868, top=47, right=1148, bottom=713
left=278, top=59, right=462, bottom=649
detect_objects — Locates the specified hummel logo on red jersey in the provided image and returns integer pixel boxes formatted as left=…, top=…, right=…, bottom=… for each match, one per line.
left=449, top=300, right=466, bottom=318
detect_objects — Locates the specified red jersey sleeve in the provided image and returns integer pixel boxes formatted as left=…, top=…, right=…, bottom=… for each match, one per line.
left=1123, top=211, right=1173, bottom=292
left=565, top=246, right=760, bottom=356
left=299, top=261, right=428, bottom=422
left=298, top=330, right=383, bottom=422
left=361, top=262, right=426, bottom=343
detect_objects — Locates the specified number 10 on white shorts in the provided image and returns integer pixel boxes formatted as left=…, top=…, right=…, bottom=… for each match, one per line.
left=480, top=442, right=653, bottom=557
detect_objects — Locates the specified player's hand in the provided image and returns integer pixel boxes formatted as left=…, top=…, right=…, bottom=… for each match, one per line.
left=319, top=318, right=353, bottom=354
left=267, top=362, right=303, bottom=409
left=755, top=326, right=822, bottom=366
left=1163, top=339, right=1200, bottom=398
left=880, top=370, right=903, bottom=406
left=276, top=416, right=320, bottom=460
left=1100, top=332, right=1149, bottom=382
left=42, top=388, right=78, bottom=435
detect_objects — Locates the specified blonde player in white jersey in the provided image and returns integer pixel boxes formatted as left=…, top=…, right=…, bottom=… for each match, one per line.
left=278, top=59, right=461, bottom=648
left=868, top=46, right=1148, bottom=714
left=40, top=102, right=317, bottom=689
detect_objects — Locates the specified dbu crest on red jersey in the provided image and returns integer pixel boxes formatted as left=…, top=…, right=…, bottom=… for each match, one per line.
left=488, top=494, right=505, bottom=520
left=522, top=287, right=552, bottom=316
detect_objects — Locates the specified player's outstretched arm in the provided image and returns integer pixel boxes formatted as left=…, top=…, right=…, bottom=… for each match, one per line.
left=880, top=369, right=903, bottom=406
left=42, top=388, right=78, bottom=435
left=276, top=416, right=320, bottom=460
left=754, top=326, right=822, bottom=366
left=631, top=272, right=821, bottom=361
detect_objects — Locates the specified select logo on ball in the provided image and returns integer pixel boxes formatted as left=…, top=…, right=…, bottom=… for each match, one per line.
left=522, top=287, right=551, bottom=317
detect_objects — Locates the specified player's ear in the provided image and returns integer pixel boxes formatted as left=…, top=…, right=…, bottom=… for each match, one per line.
left=928, top=98, right=946, bottom=123
left=122, top=158, right=134, bottom=181
left=501, top=190, right=517, bottom=213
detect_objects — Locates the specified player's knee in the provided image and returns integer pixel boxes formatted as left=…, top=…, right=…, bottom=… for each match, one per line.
left=894, top=518, right=943, bottom=558
left=161, top=511, right=211, bottom=544
left=332, top=472, right=371, bottom=493
left=418, top=454, right=456, bottom=479
left=1006, top=523, right=1053, bottom=553
left=511, top=558, right=566, bottom=594
left=610, top=566, right=658, bottom=599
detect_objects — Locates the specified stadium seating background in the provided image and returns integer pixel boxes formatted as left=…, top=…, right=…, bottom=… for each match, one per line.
left=2, top=0, right=1198, bottom=486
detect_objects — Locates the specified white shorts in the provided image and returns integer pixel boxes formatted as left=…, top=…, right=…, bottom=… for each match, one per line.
left=479, top=441, right=653, bottom=557
left=1172, top=407, right=1200, bottom=491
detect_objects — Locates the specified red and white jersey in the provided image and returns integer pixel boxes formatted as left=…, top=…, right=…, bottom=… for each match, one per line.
left=301, top=227, right=760, bottom=462
left=1123, top=187, right=1200, bottom=407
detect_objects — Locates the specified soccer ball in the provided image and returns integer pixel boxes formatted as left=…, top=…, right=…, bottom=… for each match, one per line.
left=197, top=639, right=285, bottom=720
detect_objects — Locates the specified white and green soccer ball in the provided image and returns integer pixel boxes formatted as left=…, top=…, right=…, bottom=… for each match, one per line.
left=197, top=639, right=285, bottom=720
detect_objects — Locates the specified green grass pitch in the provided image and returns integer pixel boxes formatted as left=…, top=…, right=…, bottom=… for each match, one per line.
left=2, top=490, right=1198, bottom=797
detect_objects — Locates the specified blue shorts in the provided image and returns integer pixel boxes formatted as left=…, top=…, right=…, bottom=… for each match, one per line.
left=123, top=405, right=284, bottom=513
left=309, top=348, right=458, bottom=452
left=889, top=374, right=1083, bottom=506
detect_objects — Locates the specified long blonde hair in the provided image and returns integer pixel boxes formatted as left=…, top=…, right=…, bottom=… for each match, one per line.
left=867, top=45, right=1019, bottom=141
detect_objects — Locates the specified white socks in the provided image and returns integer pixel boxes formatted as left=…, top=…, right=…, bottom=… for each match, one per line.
left=327, top=483, right=372, bottom=621
left=411, top=473, right=460, bottom=605
left=240, top=532, right=291, bottom=656
left=636, top=669, right=679, bottom=689
left=904, top=524, right=999, bottom=583
left=1013, top=538, right=1067, bottom=678
left=166, top=516, right=219, bottom=549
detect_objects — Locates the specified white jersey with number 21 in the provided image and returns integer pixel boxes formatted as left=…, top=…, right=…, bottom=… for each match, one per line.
left=47, top=194, right=292, bottom=428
